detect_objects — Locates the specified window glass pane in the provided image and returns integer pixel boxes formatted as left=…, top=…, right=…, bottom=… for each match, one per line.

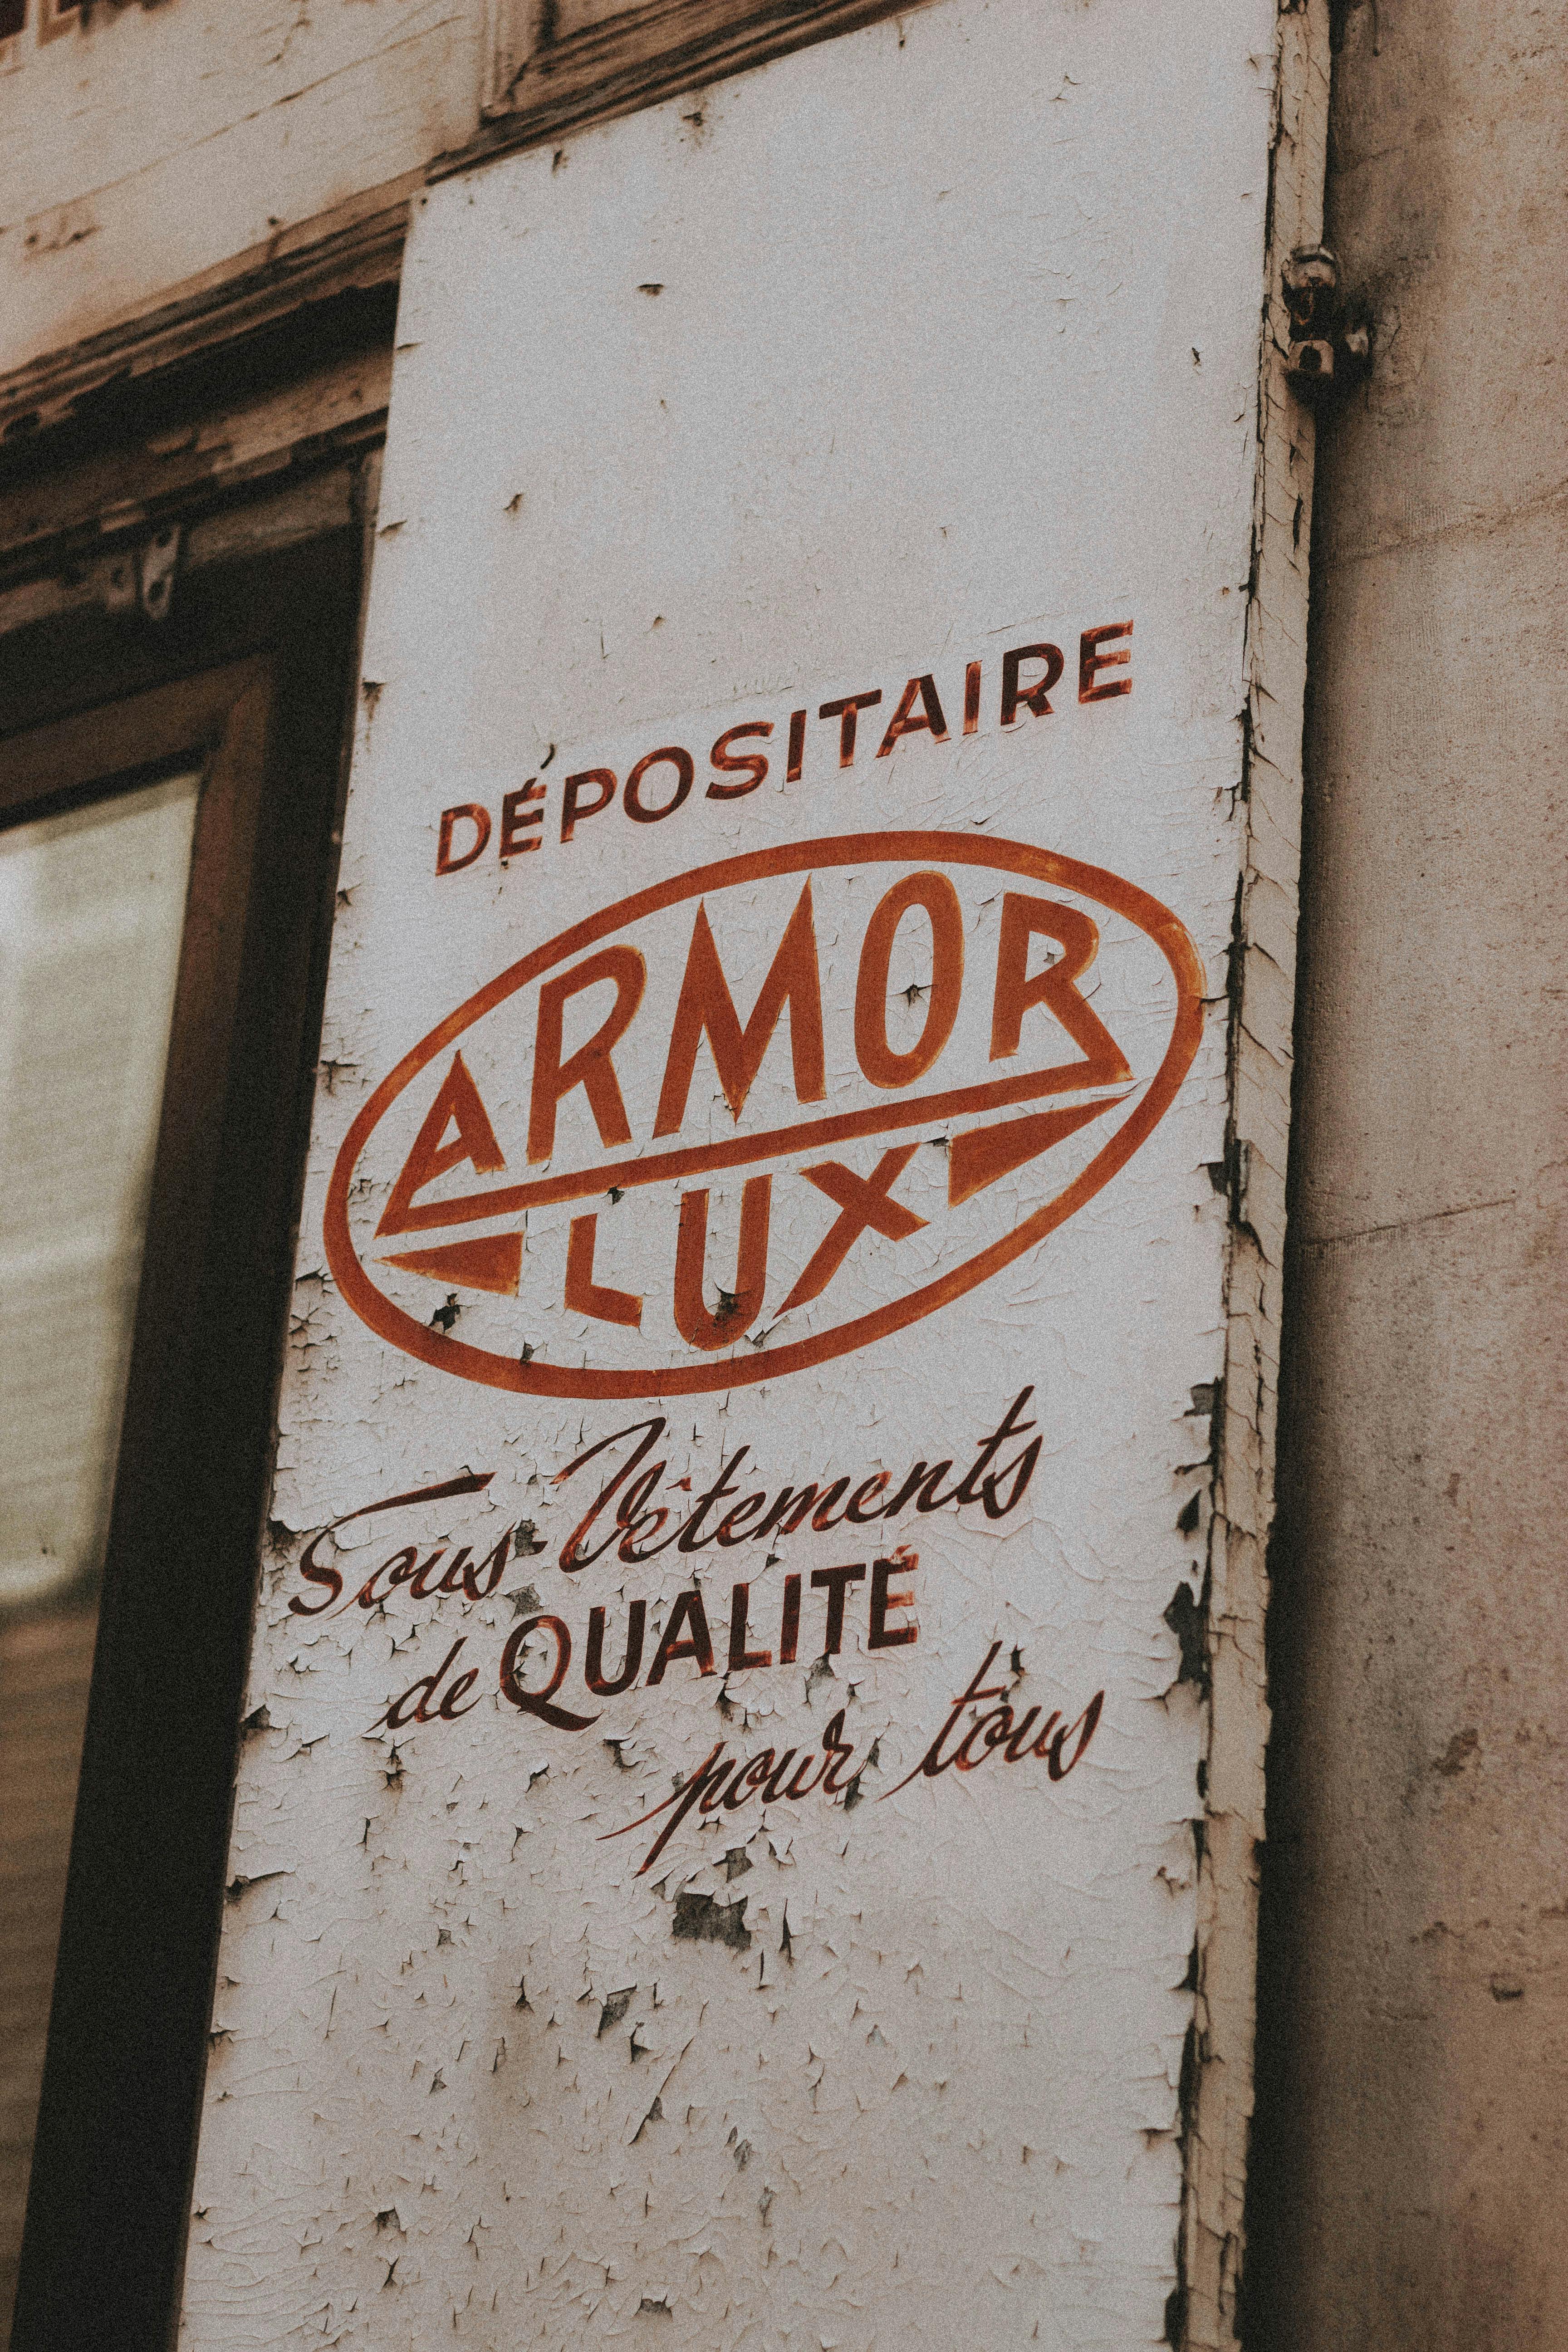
left=0, top=768, right=200, bottom=2332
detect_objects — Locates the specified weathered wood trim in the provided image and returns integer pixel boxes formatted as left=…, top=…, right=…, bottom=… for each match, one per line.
left=1180, top=5, right=1333, bottom=2345
left=0, top=173, right=415, bottom=449
left=0, top=464, right=365, bottom=640
left=431, top=0, right=936, bottom=181
left=0, top=0, right=924, bottom=513
left=0, top=331, right=391, bottom=583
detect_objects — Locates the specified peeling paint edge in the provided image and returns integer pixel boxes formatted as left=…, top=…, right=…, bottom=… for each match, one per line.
left=1176, top=6, right=1331, bottom=2346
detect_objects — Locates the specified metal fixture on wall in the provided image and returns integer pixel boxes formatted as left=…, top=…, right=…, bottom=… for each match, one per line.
left=1282, top=245, right=1372, bottom=396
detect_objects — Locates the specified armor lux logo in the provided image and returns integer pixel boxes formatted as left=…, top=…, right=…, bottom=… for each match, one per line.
left=323, top=830, right=1204, bottom=1399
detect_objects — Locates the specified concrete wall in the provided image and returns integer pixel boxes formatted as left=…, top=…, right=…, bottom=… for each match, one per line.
left=0, top=0, right=486, bottom=377
left=1250, top=2, right=1568, bottom=2343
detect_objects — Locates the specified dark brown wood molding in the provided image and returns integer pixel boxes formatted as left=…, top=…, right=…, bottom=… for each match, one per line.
left=5, top=534, right=364, bottom=2352
left=435, top=0, right=934, bottom=181
left=0, top=174, right=415, bottom=449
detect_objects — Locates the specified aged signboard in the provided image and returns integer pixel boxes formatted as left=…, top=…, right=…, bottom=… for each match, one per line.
left=181, top=3, right=1327, bottom=2342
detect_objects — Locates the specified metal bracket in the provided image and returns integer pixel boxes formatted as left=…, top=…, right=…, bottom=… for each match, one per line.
left=1282, top=246, right=1372, bottom=399
left=137, top=521, right=181, bottom=621
left=101, top=521, right=183, bottom=622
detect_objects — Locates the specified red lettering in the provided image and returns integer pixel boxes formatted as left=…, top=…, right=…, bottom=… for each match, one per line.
left=817, top=690, right=882, bottom=767
left=809, top=1563, right=866, bottom=1655
left=712, top=1494, right=766, bottom=1544
left=646, top=1588, right=716, bottom=1684
left=982, top=1439, right=1041, bottom=1519
left=565, top=1211, right=642, bottom=1328
left=875, top=673, right=949, bottom=758
left=431, top=1531, right=511, bottom=1600
left=724, top=1752, right=775, bottom=1808
left=528, top=944, right=645, bottom=1164
left=435, top=1548, right=475, bottom=1596
left=879, top=1459, right=955, bottom=1518
left=868, top=1553, right=917, bottom=1648
left=1004, top=1705, right=1057, bottom=1762
left=818, top=1707, right=858, bottom=1795
left=699, top=1765, right=740, bottom=1815
left=853, top=872, right=964, bottom=1090
left=952, top=1705, right=1012, bottom=1769
left=1078, top=620, right=1132, bottom=703
left=599, top=1707, right=863, bottom=1872
left=759, top=1749, right=799, bottom=1803
left=561, top=768, right=616, bottom=842
left=654, top=886, right=825, bottom=1138
left=883, top=1644, right=1010, bottom=1793
left=808, top=1478, right=852, bottom=1532
left=436, top=803, right=490, bottom=874
left=499, top=1615, right=599, bottom=1731
left=289, top=1523, right=344, bottom=1614
left=598, top=1741, right=731, bottom=1876
left=470, top=1532, right=511, bottom=1597
left=614, top=1463, right=670, bottom=1561
left=371, top=1637, right=471, bottom=1731
left=554, top=1414, right=667, bottom=1573
left=779, top=1147, right=927, bottom=1315
left=950, top=1389, right=1040, bottom=1514
left=845, top=1473, right=890, bottom=1524
left=1000, top=642, right=1064, bottom=724
left=499, top=780, right=544, bottom=858
left=989, top=894, right=1130, bottom=1081
left=752, top=1484, right=823, bottom=1543
left=378, top=1053, right=506, bottom=1237
left=584, top=1599, right=647, bottom=1695
left=345, top=1544, right=420, bottom=1611
left=779, top=1573, right=802, bottom=1664
left=707, top=722, right=771, bottom=799
left=727, top=1582, right=772, bottom=1672
left=882, top=1644, right=1105, bottom=1798
left=671, top=1177, right=771, bottom=1351
left=287, top=1474, right=495, bottom=1617
left=625, top=745, right=694, bottom=824
left=675, top=1446, right=752, bottom=1554
left=1045, top=1690, right=1104, bottom=1777
left=406, top=1547, right=450, bottom=1599
left=438, top=1669, right=481, bottom=1720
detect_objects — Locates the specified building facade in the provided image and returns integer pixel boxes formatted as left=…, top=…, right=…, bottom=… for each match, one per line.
left=0, top=2, right=1562, bottom=2347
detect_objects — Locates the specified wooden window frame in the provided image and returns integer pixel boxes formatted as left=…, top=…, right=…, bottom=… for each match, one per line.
left=1, top=532, right=362, bottom=2352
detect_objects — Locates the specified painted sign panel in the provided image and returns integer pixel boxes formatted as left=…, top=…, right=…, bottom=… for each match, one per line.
left=182, top=4, right=1307, bottom=2344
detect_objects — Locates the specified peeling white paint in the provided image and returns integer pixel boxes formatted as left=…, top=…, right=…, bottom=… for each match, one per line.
left=0, top=0, right=485, bottom=375
left=182, top=5, right=1318, bottom=2343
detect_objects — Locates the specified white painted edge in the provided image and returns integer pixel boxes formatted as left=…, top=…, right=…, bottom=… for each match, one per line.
left=1183, top=6, right=1330, bottom=2343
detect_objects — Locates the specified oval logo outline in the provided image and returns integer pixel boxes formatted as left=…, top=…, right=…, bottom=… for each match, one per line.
left=323, top=828, right=1206, bottom=1398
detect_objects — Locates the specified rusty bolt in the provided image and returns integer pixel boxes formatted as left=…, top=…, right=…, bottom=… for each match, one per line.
left=1286, top=337, right=1336, bottom=381
left=1283, top=245, right=1339, bottom=333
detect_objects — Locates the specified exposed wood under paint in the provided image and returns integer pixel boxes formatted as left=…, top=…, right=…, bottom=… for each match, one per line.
left=0, top=177, right=412, bottom=456
left=0, top=245, right=395, bottom=596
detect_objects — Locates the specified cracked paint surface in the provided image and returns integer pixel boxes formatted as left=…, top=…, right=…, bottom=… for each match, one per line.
left=180, top=4, right=1306, bottom=2343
